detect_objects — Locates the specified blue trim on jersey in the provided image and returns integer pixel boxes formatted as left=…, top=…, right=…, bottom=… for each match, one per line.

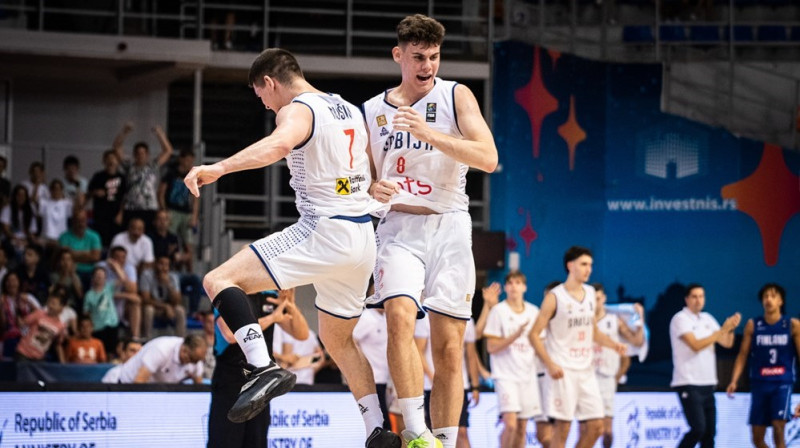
left=248, top=244, right=283, bottom=290
left=423, top=305, right=471, bottom=321
left=291, top=99, right=315, bottom=149
left=330, top=214, right=371, bottom=223
left=451, top=82, right=462, bottom=135
left=315, top=304, right=362, bottom=320
left=367, top=294, right=425, bottom=319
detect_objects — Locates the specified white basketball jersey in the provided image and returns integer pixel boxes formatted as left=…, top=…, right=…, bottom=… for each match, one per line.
left=362, top=78, right=469, bottom=213
left=593, top=313, right=621, bottom=377
left=545, top=283, right=597, bottom=371
left=288, top=93, right=377, bottom=218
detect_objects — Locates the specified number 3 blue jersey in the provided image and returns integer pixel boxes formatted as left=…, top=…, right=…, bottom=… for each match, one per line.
left=750, top=316, right=796, bottom=384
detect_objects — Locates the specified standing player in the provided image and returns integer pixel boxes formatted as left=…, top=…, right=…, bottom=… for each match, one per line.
left=528, top=246, right=626, bottom=448
left=483, top=271, right=541, bottom=448
left=727, top=283, right=800, bottom=448
left=362, top=14, right=498, bottom=448
left=184, top=48, right=400, bottom=447
left=589, top=283, right=645, bottom=448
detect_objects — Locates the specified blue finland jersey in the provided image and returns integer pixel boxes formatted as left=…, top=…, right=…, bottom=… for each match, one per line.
left=750, top=316, right=796, bottom=384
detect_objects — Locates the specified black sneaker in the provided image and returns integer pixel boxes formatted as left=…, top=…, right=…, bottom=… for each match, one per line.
left=365, top=427, right=402, bottom=448
left=227, top=361, right=296, bottom=423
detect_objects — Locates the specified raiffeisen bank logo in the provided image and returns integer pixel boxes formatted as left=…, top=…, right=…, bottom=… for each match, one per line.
left=636, top=130, right=708, bottom=182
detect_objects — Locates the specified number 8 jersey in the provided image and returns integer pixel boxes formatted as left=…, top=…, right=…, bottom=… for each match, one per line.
left=750, top=316, right=796, bottom=384
left=362, top=78, right=469, bottom=213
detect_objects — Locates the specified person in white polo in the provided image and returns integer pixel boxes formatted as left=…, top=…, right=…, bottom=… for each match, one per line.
left=118, top=334, right=207, bottom=384
left=670, top=283, right=740, bottom=448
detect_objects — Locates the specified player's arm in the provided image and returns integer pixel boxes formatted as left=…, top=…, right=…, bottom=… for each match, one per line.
left=528, top=292, right=562, bottom=379
left=727, top=319, right=753, bottom=397
left=594, top=322, right=626, bottom=355
left=465, top=340, right=481, bottom=405
left=112, top=121, right=134, bottom=161
left=486, top=322, right=529, bottom=354
left=681, top=312, right=740, bottom=352
left=792, top=318, right=800, bottom=417
left=365, top=137, right=399, bottom=203
left=618, top=317, right=644, bottom=347
left=716, top=312, right=741, bottom=349
left=152, top=125, right=174, bottom=167
left=275, top=288, right=310, bottom=342
left=133, top=366, right=153, bottom=383
left=184, top=103, right=312, bottom=197
left=616, top=355, right=631, bottom=383
left=475, top=282, right=500, bottom=338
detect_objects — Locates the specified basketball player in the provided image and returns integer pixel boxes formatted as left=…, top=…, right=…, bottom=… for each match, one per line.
left=184, top=48, right=400, bottom=448
left=727, top=283, right=800, bottom=448
left=589, top=283, right=645, bottom=448
left=528, top=246, right=626, bottom=448
left=483, top=271, right=541, bottom=448
left=362, top=14, right=498, bottom=448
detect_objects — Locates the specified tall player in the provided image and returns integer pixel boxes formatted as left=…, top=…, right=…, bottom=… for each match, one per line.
left=184, top=48, right=401, bottom=448
left=727, top=283, right=800, bottom=448
left=528, top=246, right=626, bottom=448
left=362, top=14, right=498, bottom=448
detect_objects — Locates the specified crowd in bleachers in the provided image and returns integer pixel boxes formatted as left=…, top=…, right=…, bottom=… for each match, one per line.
left=0, top=122, right=204, bottom=369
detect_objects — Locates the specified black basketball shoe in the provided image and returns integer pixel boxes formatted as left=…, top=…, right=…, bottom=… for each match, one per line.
left=227, top=361, right=296, bottom=423
left=365, top=427, right=403, bottom=448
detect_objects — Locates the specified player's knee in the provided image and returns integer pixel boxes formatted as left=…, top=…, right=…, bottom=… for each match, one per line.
left=585, top=420, right=603, bottom=437
left=202, top=270, right=224, bottom=298
left=502, top=416, right=518, bottom=432
left=536, top=432, right=551, bottom=447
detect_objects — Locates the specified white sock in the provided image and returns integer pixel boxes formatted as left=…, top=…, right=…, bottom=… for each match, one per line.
left=357, top=394, right=384, bottom=436
left=432, top=427, right=459, bottom=448
left=399, top=396, right=427, bottom=436
left=234, top=324, right=271, bottom=367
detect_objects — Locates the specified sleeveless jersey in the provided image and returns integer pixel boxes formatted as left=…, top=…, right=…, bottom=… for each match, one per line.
left=545, top=283, right=596, bottom=371
left=593, top=312, right=621, bottom=377
left=362, top=78, right=469, bottom=213
left=750, top=316, right=796, bottom=384
left=288, top=92, right=377, bottom=218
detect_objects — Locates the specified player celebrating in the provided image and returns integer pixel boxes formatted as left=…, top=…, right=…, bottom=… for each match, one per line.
left=727, top=283, right=800, bottom=448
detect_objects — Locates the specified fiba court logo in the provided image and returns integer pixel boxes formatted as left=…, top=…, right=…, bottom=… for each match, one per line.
left=635, top=128, right=708, bottom=183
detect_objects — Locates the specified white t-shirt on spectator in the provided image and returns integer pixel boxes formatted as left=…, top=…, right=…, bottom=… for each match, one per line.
left=273, top=326, right=320, bottom=385
left=352, top=308, right=390, bottom=384
left=109, top=232, right=155, bottom=270
left=117, top=336, right=202, bottom=383
left=670, top=307, right=721, bottom=387
left=484, top=300, right=538, bottom=382
left=0, top=204, right=38, bottom=238
left=39, top=197, right=73, bottom=240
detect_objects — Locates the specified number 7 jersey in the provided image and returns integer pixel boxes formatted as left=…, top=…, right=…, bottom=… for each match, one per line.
left=362, top=78, right=469, bottom=213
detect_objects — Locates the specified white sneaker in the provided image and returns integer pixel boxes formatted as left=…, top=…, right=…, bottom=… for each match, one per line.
left=400, top=429, right=443, bottom=448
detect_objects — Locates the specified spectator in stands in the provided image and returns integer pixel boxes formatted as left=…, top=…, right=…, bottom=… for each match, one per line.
left=140, top=255, right=186, bottom=339
left=1, top=184, right=38, bottom=257
left=50, top=248, right=84, bottom=312
left=110, top=217, right=154, bottom=274
left=0, top=156, right=10, bottom=207
left=87, top=150, right=126, bottom=247
left=198, top=310, right=215, bottom=380
left=112, top=122, right=173, bottom=232
left=83, top=266, right=120, bottom=357
left=21, top=161, right=49, bottom=208
left=0, top=271, right=41, bottom=358
left=0, top=243, right=10, bottom=281
left=159, top=149, right=198, bottom=273
left=38, top=179, right=73, bottom=253
left=58, top=210, right=102, bottom=287
left=15, top=244, right=50, bottom=305
left=101, top=337, right=142, bottom=383
left=149, top=209, right=180, bottom=263
left=273, top=326, right=323, bottom=385
left=16, top=286, right=67, bottom=362
left=116, top=334, right=206, bottom=384
left=61, top=155, right=87, bottom=207
left=66, top=315, right=107, bottom=364
left=96, top=246, right=142, bottom=341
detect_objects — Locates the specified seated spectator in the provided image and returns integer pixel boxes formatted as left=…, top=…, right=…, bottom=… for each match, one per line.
left=61, top=155, right=87, bottom=208
left=198, top=310, right=215, bottom=380
left=50, top=248, right=84, bottom=312
left=110, top=217, right=154, bottom=274
left=0, top=271, right=41, bottom=358
left=158, top=149, right=198, bottom=273
left=140, top=255, right=186, bottom=339
left=149, top=209, right=180, bottom=263
left=116, top=334, right=206, bottom=384
left=58, top=210, right=102, bottom=287
left=66, top=315, right=107, bottom=364
left=16, top=287, right=67, bottom=362
left=15, top=244, right=50, bottom=305
left=0, top=155, right=10, bottom=207
left=101, top=337, right=142, bottom=383
left=38, top=179, right=73, bottom=254
left=1, top=185, right=38, bottom=257
left=273, top=325, right=323, bottom=386
left=87, top=150, right=126, bottom=247
left=82, top=267, right=120, bottom=357
left=97, top=246, right=141, bottom=341
left=0, top=244, right=11, bottom=285
left=47, top=287, right=78, bottom=338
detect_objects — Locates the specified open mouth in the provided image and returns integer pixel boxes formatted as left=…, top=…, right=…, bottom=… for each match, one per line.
left=416, top=74, right=433, bottom=82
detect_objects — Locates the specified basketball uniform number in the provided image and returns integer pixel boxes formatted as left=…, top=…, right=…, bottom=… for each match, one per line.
left=343, top=128, right=355, bottom=169
left=397, top=156, right=406, bottom=174
left=769, top=348, right=777, bottom=364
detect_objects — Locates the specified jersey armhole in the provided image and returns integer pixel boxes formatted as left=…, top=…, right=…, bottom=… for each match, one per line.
left=291, top=99, right=315, bottom=150
left=451, top=82, right=462, bottom=136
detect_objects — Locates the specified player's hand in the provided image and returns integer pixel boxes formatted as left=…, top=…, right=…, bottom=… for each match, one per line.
left=470, top=389, right=480, bottom=406
left=726, top=382, right=737, bottom=398
left=723, top=313, right=742, bottom=332
left=633, top=303, right=645, bottom=319
left=614, top=342, right=627, bottom=356
left=547, top=362, right=564, bottom=380
left=393, top=107, right=433, bottom=142
left=122, top=121, right=134, bottom=133
left=184, top=164, right=225, bottom=197
left=513, top=321, right=530, bottom=338
left=481, top=282, right=501, bottom=308
left=369, top=179, right=400, bottom=203
left=152, top=125, right=165, bottom=137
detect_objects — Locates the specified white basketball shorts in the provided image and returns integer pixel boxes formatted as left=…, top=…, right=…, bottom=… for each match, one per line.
left=596, top=374, right=617, bottom=417
left=543, top=366, right=604, bottom=422
left=494, top=376, right=543, bottom=419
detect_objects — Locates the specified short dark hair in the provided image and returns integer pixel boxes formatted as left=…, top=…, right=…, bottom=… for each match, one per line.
left=563, top=246, right=592, bottom=273
left=133, top=142, right=149, bottom=153
left=183, top=333, right=207, bottom=351
left=397, top=14, right=445, bottom=48
left=504, top=270, right=527, bottom=285
left=63, top=155, right=80, bottom=169
left=29, top=161, right=44, bottom=173
left=544, top=280, right=561, bottom=295
left=758, top=283, right=786, bottom=314
left=110, top=245, right=127, bottom=255
left=179, top=148, right=195, bottom=158
left=48, top=285, right=68, bottom=303
left=685, top=283, right=704, bottom=297
left=591, top=282, right=604, bottom=293
left=248, top=48, right=304, bottom=87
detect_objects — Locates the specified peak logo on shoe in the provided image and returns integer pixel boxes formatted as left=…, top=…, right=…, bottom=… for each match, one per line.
left=243, top=328, right=262, bottom=342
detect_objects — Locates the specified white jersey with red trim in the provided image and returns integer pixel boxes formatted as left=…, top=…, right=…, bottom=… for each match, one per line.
left=288, top=92, right=378, bottom=219
left=362, top=78, right=468, bottom=213
left=593, top=312, right=621, bottom=377
left=545, top=283, right=597, bottom=371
